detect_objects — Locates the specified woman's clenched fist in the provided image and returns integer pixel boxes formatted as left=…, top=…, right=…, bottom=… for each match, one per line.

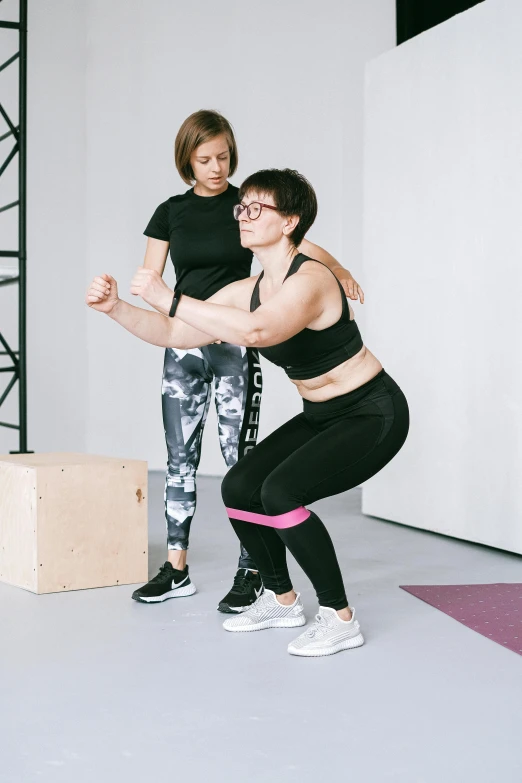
left=85, top=274, right=119, bottom=314
left=130, top=267, right=173, bottom=315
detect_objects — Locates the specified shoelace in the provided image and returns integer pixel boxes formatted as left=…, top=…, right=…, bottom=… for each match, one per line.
left=149, top=563, right=178, bottom=584
left=230, top=570, right=254, bottom=595
left=249, top=593, right=271, bottom=616
left=305, top=613, right=333, bottom=638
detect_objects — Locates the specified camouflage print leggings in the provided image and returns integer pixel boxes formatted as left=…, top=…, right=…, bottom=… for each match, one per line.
left=161, top=342, right=262, bottom=569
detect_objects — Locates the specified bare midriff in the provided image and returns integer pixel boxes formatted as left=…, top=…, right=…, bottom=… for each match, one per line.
left=290, top=345, right=383, bottom=403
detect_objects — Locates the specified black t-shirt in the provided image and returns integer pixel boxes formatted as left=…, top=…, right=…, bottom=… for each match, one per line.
left=144, top=183, right=253, bottom=301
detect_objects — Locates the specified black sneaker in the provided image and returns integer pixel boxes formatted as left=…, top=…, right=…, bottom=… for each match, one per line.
left=132, top=562, right=196, bottom=603
left=218, top=569, right=264, bottom=614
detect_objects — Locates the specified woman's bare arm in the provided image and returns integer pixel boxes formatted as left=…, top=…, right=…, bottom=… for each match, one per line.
left=86, top=273, right=253, bottom=350
left=174, top=265, right=337, bottom=348
left=140, top=238, right=174, bottom=314
left=109, top=299, right=213, bottom=349
left=86, top=273, right=217, bottom=349
left=143, top=237, right=169, bottom=276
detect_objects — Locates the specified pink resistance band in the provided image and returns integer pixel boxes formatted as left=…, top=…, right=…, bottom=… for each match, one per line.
left=225, top=506, right=311, bottom=529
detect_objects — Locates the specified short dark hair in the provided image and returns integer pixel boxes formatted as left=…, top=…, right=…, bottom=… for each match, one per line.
left=238, top=169, right=317, bottom=247
left=175, top=110, right=238, bottom=185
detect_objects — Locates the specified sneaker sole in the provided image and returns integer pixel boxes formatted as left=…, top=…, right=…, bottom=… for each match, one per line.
left=132, top=583, right=197, bottom=603
left=288, top=632, right=365, bottom=657
left=223, top=615, right=306, bottom=633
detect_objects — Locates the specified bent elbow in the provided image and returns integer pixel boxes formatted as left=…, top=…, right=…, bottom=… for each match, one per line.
left=243, top=327, right=263, bottom=348
left=245, top=330, right=282, bottom=348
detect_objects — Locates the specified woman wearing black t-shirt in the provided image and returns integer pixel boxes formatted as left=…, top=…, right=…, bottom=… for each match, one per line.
left=131, top=111, right=364, bottom=612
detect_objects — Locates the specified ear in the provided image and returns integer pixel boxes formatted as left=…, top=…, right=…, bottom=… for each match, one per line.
left=282, top=214, right=300, bottom=236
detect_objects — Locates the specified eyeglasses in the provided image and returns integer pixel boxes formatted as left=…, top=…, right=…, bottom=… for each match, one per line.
left=233, top=202, right=279, bottom=221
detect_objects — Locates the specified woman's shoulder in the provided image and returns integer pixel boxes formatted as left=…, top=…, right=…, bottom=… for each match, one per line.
left=150, top=192, right=188, bottom=212
left=295, top=256, right=335, bottom=282
left=168, top=189, right=194, bottom=204
left=228, top=274, right=261, bottom=295
left=284, top=258, right=341, bottom=304
left=162, top=183, right=239, bottom=208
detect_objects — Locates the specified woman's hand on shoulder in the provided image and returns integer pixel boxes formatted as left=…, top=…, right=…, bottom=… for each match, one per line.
left=335, top=267, right=365, bottom=304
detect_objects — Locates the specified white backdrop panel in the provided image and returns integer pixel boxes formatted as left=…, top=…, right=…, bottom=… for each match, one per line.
left=362, top=0, right=522, bottom=553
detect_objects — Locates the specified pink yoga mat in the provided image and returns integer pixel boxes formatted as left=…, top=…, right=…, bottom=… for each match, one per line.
left=400, top=583, right=522, bottom=656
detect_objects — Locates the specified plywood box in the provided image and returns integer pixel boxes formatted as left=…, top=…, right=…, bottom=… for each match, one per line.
left=0, top=453, right=148, bottom=593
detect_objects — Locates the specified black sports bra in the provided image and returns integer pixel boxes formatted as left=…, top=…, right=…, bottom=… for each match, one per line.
left=250, top=253, right=363, bottom=381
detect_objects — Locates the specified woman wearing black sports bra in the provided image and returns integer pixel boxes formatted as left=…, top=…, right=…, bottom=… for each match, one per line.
left=86, top=168, right=409, bottom=658
left=131, top=110, right=363, bottom=613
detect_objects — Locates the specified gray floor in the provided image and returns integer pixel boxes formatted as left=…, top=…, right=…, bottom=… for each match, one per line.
left=1, top=473, right=522, bottom=783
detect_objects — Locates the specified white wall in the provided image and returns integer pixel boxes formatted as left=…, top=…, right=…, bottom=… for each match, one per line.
left=2, top=0, right=395, bottom=471
left=362, top=0, right=522, bottom=553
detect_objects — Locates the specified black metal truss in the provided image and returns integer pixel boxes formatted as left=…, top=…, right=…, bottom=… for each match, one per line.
left=0, top=0, right=29, bottom=452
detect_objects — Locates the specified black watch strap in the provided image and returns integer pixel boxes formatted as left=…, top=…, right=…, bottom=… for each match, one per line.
left=169, top=290, right=182, bottom=318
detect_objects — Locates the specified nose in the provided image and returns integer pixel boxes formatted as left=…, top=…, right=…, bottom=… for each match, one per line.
left=211, top=158, right=222, bottom=174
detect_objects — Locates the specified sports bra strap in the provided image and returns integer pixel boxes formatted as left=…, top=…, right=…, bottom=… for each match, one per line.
left=249, top=253, right=349, bottom=317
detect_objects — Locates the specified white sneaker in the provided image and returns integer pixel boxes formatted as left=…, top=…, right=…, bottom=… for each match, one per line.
left=288, top=606, right=364, bottom=657
left=223, top=589, right=306, bottom=633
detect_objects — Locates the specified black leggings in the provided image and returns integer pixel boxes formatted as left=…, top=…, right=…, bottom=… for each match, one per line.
left=221, top=370, right=409, bottom=610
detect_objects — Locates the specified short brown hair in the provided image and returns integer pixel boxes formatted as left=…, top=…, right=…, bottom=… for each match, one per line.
left=174, top=110, right=238, bottom=185
left=239, top=169, right=317, bottom=247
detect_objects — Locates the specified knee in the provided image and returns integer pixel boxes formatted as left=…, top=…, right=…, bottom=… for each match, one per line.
left=221, top=463, right=250, bottom=509
left=259, top=474, right=297, bottom=516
